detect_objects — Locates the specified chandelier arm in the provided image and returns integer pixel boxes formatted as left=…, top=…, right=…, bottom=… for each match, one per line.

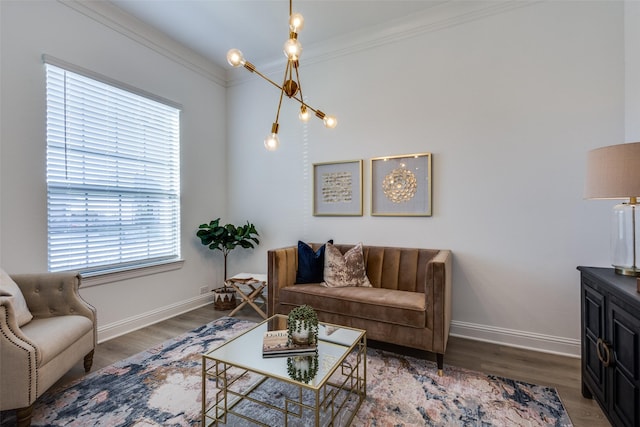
left=293, top=61, right=305, bottom=105
left=275, top=60, right=295, bottom=125
left=274, top=78, right=287, bottom=125
left=289, top=94, right=321, bottom=117
left=242, top=62, right=326, bottom=122
left=245, top=64, right=288, bottom=94
left=282, top=61, right=293, bottom=91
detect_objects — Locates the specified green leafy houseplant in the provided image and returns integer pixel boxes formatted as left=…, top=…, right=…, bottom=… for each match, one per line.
left=196, top=218, right=260, bottom=281
left=287, top=305, right=319, bottom=345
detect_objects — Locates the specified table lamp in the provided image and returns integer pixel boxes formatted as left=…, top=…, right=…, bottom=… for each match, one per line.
left=585, top=141, right=640, bottom=277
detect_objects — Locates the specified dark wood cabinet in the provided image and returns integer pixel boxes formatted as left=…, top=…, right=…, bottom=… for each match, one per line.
left=578, top=267, right=640, bottom=427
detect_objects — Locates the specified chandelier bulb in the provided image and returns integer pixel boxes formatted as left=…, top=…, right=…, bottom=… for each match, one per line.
left=283, top=38, right=302, bottom=61
left=298, top=105, right=310, bottom=122
left=264, top=133, right=280, bottom=151
left=264, top=123, right=280, bottom=151
left=289, top=13, right=304, bottom=32
left=323, top=115, right=338, bottom=129
left=226, top=49, right=246, bottom=67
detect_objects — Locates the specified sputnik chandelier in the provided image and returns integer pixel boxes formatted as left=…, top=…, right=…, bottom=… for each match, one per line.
left=226, top=0, right=337, bottom=151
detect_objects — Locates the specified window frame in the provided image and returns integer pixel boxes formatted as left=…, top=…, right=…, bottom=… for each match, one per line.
left=44, top=55, right=183, bottom=284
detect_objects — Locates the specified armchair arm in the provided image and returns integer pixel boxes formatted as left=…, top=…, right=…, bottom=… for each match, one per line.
left=12, top=272, right=97, bottom=345
left=425, top=250, right=452, bottom=354
left=0, top=301, right=38, bottom=409
left=267, top=246, right=298, bottom=316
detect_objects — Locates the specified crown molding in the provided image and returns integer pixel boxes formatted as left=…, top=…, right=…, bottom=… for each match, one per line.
left=227, top=0, right=541, bottom=87
left=58, top=0, right=228, bottom=87
left=58, top=0, right=540, bottom=89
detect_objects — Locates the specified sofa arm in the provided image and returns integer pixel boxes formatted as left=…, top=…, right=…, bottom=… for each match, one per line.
left=12, top=272, right=97, bottom=344
left=267, top=246, right=298, bottom=316
left=0, top=302, right=38, bottom=409
left=426, top=250, right=452, bottom=354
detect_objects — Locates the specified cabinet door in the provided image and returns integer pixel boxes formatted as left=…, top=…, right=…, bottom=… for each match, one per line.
left=582, top=282, right=607, bottom=404
left=609, top=301, right=640, bottom=427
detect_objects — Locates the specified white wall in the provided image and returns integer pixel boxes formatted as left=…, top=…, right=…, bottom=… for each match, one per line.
left=0, top=0, right=230, bottom=340
left=626, top=0, right=640, bottom=141
left=0, top=0, right=629, bottom=355
left=228, top=1, right=625, bottom=356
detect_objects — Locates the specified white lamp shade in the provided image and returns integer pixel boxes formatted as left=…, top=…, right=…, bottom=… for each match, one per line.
left=585, top=141, right=640, bottom=199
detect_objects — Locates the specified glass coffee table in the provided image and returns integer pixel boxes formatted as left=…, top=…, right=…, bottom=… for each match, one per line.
left=202, top=314, right=366, bottom=426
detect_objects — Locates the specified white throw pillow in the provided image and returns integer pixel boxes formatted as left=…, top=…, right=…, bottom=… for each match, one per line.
left=0, top=268, right=33, bottom=326
left=323, top=242, right=372, bottom=288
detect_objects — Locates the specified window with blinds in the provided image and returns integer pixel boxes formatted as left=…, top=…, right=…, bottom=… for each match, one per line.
left=45, top=61, right=181, bottom=274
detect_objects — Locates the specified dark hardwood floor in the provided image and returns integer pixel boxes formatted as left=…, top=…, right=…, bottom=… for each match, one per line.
left=57, top=304, right=608, bottom=426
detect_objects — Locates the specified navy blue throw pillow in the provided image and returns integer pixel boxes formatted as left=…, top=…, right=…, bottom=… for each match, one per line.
left=296, top=240, right=333, bottom=284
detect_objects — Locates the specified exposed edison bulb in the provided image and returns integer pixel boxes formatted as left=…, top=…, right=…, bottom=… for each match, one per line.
left=264, top=133, right=280, bottom=151
left=298, top=105, right=310, bottom=122
left=289, top=12, right=304, bottom=32
left=283, top=38, right=302, bottom=61
left=323, top=115, right=338, bottom=129
left=226, top=49, right=245, bottom=67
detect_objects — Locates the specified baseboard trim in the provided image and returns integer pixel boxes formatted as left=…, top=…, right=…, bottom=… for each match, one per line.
left=450, top=320, right=580, bottom=358
left=98, top=305, right=581, bottom=357
left=97, top=294, right=214, bottom=343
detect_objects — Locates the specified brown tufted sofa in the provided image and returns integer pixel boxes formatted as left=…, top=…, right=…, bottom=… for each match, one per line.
left=267, top=243, right=452, bottom=375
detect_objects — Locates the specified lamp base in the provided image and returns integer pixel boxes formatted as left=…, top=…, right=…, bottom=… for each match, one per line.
left=614, top=266, right=640, bottom=277
left=610, top=202, right=639, bottom=278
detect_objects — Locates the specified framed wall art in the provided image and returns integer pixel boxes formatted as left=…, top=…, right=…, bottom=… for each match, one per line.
left=313, top=160, right=363, bottom=216
left=370, top=153, right=432, bottom=216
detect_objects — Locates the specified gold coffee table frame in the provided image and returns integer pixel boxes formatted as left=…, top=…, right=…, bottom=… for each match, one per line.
left=202, top=315, right=366, bottom=426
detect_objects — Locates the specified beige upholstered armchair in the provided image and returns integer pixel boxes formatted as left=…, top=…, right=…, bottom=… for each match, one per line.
left=0, top=271, right=96, bottom=426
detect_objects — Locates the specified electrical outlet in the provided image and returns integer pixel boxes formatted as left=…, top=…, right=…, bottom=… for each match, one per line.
left=199, top=286, right=209, bottom=295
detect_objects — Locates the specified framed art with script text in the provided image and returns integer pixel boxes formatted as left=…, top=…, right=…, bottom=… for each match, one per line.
left=371, top=153, right=432, bottom=216
left=313, top=160, right=363, bottom=216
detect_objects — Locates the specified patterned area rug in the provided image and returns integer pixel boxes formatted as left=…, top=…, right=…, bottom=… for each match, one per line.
left=1, top=317, right=572, bottom=426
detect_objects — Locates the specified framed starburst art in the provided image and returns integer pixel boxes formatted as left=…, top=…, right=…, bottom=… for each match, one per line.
left=370, top=153, right=432, bottom=216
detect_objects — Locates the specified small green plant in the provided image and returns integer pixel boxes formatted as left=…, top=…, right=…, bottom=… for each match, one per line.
left=196, top=218, right=259, bottom=281
left=287, top=354, right=319, bottom=383
left=287, top=305, right=319, bottom=345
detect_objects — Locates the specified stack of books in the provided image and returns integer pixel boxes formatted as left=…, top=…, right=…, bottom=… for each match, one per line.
left=262, top=330, right=317, bottom=358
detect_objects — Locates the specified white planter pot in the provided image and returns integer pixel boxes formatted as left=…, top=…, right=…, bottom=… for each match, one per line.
left=290, top=320, right=311, bottom=345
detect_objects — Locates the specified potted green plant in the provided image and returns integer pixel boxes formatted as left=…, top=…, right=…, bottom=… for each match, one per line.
left=287, top=305, right=319, bottom=345
left=196, top=218, right=259, bottom=310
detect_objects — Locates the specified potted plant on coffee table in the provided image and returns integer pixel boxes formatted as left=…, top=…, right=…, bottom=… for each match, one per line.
left=287, top=305, right=319, bottom=346
left=196, top=218, right=259, bottom=310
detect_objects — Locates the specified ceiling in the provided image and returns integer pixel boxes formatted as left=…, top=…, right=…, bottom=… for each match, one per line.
left=109, top=1, right=449, bottom=69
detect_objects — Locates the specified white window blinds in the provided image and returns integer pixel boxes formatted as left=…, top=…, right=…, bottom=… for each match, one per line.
left=45, top=61, right=181, bottom=273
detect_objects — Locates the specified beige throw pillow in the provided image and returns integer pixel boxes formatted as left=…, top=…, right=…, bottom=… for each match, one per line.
left=323, top=242, right=372, bottom=288
left=0, top=268, right=33, bottom=326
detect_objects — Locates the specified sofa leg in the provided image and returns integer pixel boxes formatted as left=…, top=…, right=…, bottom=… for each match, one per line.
left=436, top=353, right=444, bottom=376
left=16, top=404, right=33, bottom=427
left=84, top=349, right=95, bottom=373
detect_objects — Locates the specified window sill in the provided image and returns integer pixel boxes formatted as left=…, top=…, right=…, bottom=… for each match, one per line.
left=79, top=259, right=184, bottom=288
